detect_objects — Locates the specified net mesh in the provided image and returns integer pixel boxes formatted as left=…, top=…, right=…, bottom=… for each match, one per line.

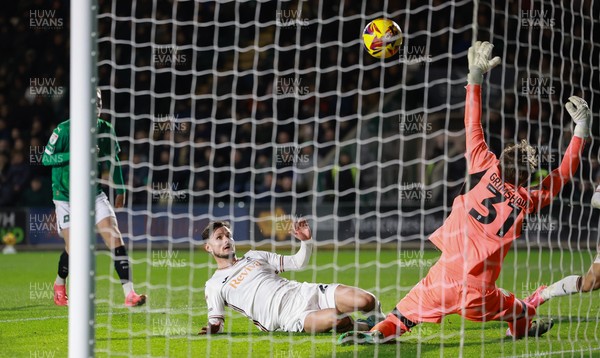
left=94, top=0, right=600, bottom=356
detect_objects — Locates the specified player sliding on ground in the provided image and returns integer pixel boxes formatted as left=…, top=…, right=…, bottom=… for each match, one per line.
left=199, top=219, right=383, bottom=334
left=42, top=89, right=146, bottom=307
left=339, top=41, right=590, bottom=344
left=525, top=186, right=600, bottom=307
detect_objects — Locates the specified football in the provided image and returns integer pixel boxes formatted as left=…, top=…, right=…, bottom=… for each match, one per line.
left=362, top=18, right=403, bottom=58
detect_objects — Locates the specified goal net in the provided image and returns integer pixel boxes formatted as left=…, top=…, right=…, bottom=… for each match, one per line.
left=94, top=0, right=599, bottom=356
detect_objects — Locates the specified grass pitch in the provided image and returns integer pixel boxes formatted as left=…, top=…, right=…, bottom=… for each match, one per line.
left=1, top=248, right=599, bottom=357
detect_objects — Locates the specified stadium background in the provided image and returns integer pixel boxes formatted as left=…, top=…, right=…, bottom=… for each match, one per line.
left=0, top=0, right=599, bottom=247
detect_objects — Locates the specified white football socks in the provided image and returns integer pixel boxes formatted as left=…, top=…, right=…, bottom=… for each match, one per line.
left=122, top=282, right=134, bottom=296
left=55, top=276, right=66, bottom=285
left=541, top=275, right=580, bottom=301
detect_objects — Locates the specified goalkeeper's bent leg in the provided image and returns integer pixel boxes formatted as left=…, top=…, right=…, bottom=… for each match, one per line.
left=506, top=300, right=536, bottom=339
left=370, top=308, right=417, bottom=338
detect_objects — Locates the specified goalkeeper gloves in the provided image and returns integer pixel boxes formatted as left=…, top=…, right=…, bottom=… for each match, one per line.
left=467, top=41, right=502, bottom=85
left=565, top=96, right=591, bottom=139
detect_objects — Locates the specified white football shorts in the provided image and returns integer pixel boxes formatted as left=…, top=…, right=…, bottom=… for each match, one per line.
left=53, top=192, right=116, bottom=233
left=278, top=282, right=339, bottom=332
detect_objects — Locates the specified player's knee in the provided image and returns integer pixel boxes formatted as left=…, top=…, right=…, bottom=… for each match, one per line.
left=524, top=301, right=536, bottom=317
left=580, top=275, right=600, bottom=292
left=334, top=316, right=353, bottom=332
left=354, top=291, right=376, bottom=311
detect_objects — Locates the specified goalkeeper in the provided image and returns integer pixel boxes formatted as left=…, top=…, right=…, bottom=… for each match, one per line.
left=340, top=41, right=589, bottom=344
left=199, top=219, right=383, bottom=334
left=524, top=189, right=600, bottom=307
left=42, top=89, right=146, bottom=307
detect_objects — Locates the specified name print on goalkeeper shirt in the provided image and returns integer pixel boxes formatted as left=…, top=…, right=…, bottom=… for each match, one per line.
left=228, top=260, right=262, bottom=289
left=489, top=172, right=528, bottom=208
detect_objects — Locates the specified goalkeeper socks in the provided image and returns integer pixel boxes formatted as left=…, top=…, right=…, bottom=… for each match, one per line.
left=370, top=308, right=415, bottom=338
left=507, top=300, right=535, bottom=338
left=541, top=275, right=581, bottom=300
left=113, top=245, right=134, bottom=295
left=55, top=250, right=69, bottom=285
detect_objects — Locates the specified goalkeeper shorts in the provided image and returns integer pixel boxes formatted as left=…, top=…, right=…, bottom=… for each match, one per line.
left=278, top=282, right=339, bottom=332
left=397, top=261, right=532, bottom=324
left=53, top=192, right=116, bottom=233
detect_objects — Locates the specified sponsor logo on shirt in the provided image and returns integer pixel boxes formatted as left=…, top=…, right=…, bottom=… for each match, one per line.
left=49, top=133, right=59, bottom=145
left=229, top=260, right=261, bottom=289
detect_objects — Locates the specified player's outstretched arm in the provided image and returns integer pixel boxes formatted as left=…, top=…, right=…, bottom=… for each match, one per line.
left=281, top=218, right=314, bottom=271
left=531, top=96, right=589, bottom=209
left=464, top=41, right=501, bottom=173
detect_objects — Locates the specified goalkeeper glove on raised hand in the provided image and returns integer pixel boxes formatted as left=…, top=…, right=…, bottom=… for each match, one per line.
left=565, top=96, right=591, bottom=139
left=467, top=41, right=502, bottom=85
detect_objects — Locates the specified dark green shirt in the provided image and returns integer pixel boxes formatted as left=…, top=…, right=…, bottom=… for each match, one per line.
left=42, top=119, right=125, bottom=201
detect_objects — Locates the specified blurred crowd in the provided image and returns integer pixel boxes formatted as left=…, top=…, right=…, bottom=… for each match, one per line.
left=1, top=0, right=599, bottom=208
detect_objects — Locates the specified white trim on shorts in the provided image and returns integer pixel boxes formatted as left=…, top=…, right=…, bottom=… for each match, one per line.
left=53, top=192, right=116, bottom=233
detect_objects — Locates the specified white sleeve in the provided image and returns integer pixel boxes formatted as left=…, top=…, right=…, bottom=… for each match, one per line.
left=205, top=283, right=225, bottom=332
left=246, top=240, right=313, bottom=273
left=281, top=239, right=313, bottom=272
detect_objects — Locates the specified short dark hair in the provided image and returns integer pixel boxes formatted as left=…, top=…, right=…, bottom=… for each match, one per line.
left=202, top=221, right=231, bottom=241
left=499, top=140, right=538, bottom=186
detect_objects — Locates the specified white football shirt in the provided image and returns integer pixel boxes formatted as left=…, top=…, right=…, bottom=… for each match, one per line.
left=205, top=240, right=313, bottom=332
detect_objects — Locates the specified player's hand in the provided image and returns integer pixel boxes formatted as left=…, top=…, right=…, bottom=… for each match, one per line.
left=291, top=218, right=312, bottom=241
left=565, top=96, right=591, bottom=138
left=198, top=324, right=221, bottom=335
left=114, top=194, right=125, bottom=208
left=467, top=41, right=501, bottom=84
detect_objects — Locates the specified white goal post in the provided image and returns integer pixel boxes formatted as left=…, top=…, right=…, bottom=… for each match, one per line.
left=69, top=0, right=98, bottom=356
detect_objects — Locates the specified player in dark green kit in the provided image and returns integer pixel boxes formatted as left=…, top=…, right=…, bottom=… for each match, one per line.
left=43, top=89, right=146, bottom=307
